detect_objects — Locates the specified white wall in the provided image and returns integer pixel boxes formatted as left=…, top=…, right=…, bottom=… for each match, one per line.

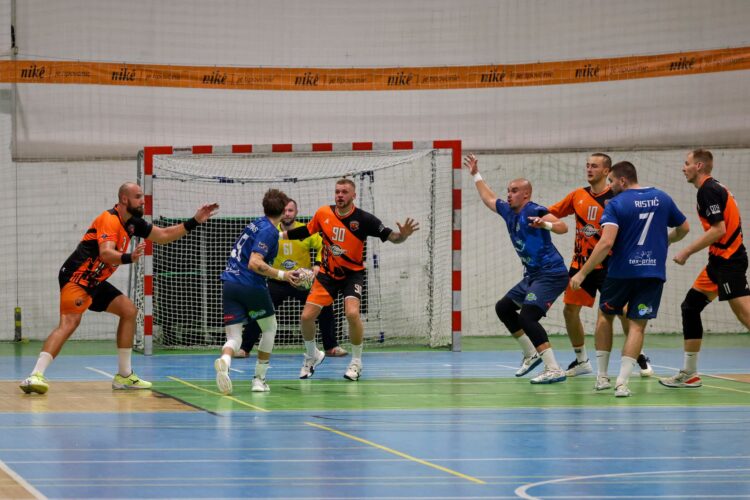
left=9, top=0, right=750, bottom=157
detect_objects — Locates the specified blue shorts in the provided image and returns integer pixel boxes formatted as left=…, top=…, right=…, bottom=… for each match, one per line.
left=222, top=281, right=274, bottom=326
left=506, top=271, right=569, bottom=313
left=599, top=277, right=664, bottom=320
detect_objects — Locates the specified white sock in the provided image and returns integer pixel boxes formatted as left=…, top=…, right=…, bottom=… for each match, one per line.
left=32, top=351, right=54, bottom=376
left=304, top=340, right=318, bottom=357
left=118, top=348, right=132, bottom=377
left=596, top=350, right=611, bottom=377
left=684, top=352, right=699, bottom=374
left=574, top=345, right=588, bottom=363
left=539, top=348, right=560, bottom=370
left=515, top=334, right=537, bottom=358
left=220, top=353, right=232, bottom=367
left=351, top=343, right=363, bottom=362
left=616, top=356, right=637, bottom=388
left=255, top=360, right=269, bottom=379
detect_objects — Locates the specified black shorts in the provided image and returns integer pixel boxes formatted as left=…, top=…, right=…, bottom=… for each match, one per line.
left=313, top=271, right=365, bottom=305
left=707, top=254, right=750, bottom=301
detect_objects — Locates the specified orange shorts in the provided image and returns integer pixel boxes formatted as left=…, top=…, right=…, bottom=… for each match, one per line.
left=59, top=282, right=93, bottom=314
left=692, top=267, right=718, bottom=295
left=562, top=284, right=596, bottom=308
left=306, top=272, right=364, bottom=307
left=562, top=267, right=606, bottom=308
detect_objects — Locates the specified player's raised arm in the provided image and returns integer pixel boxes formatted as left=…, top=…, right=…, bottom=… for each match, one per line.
left=388, top=218, right=419, bottom=243
left=148, top=202, right=220, bottom=244
left=464, top=153, right=499, bottom=212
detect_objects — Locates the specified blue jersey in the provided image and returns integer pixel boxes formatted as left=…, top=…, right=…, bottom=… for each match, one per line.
left=495, top=200, right=567, bottom=277
left=221, top=216, right=279, bottom=288
left=600, top=187, right=686, bottom=280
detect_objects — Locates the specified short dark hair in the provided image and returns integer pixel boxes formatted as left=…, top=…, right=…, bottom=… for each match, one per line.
left=611, top=161, right=638, bottom=183
left=691, top=148, right=713, bottom=167
left=262, top=189, right=290, bottom=217
left=590, top=153, right=612, bottom=169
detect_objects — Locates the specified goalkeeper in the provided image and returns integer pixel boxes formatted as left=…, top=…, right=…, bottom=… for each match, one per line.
left=237, top=199, right=347, bottom=358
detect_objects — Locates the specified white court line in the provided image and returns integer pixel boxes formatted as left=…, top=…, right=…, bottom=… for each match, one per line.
left=514, top=467, right=750, bottom=500
left=85, top=367, right=114, bottom=378
left=0, top=458, right=47, bottom=499
left=229, top=367, right=244, bottom=373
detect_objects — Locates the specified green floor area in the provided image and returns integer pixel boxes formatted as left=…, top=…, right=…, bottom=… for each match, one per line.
left=2, top=333, right=748, bottom=357
left=157, top=375, right=750, bottom=413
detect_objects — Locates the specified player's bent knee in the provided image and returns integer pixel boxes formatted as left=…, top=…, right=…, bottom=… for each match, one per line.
left=224, top=323, right=243, bottom=352
left=682, top=289, right=710, bottom=340
left=495, top=297, right=521, bottom=333
left=256, top=316, right=277, bottom=353
left=518, top=305, right=548, bottom=347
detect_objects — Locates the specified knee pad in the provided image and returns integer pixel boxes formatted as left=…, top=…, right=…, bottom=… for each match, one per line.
left=518, top=305, right=548, bottom=347
left=256, top=316, right=278, bottom=353
left=224, top=323, right=242, bottom=353
left=682, top=289, right=711, bottom=340
left=495, top=297, right=521, bottom=333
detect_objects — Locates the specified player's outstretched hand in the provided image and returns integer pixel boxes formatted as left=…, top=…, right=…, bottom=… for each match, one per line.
left=194, top=203, right=220, bottom=223
left=397, top=218, right=420, bottom=238
left=131, top=242, right=146, bottom=262
left=672, top=249, right=689, bottom=266
left=463, top=154, right=479, bottom=175
left=286, top=269, right=302, bottom=287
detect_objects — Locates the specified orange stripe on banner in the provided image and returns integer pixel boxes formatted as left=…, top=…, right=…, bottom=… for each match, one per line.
left=1, top=46, right=749, bottom=91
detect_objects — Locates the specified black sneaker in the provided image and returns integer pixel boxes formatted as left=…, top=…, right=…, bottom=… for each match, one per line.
left=565, top=358, right=592, bottom=377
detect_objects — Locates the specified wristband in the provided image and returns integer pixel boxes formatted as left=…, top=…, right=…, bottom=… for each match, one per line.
left=473, top=172, right=483, bottom=183
left=121, top=253, right=133, bottom=264
left=541, top=221, right=553, bottom=231
left=279, top=231, right=284, bottom=239
left=183, top=217, right=199, bottom=232
left=277, top=270, right=285, bottom=280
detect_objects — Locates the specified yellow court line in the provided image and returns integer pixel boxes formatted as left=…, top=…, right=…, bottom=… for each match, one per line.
left=167, top=376, right=270, bottom=413
left=304, top=422, right=485, bottom=485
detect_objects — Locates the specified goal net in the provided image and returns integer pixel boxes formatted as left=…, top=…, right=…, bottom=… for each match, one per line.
left=130, top=142, right=459, bottom=354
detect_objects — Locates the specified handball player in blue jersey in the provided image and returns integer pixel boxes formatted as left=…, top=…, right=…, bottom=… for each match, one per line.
left=465, top=154, right=570, bottom=384
left=571, top=161, right=689, bottom=397
left=214, top=189, right=301, bottom=394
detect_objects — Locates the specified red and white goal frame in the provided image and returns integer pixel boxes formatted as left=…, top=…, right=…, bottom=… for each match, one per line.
left=139, top=140, right=462, bottom=354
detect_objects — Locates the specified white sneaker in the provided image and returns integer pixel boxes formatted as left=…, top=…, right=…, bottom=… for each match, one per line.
left=565, top=359, right=593, bottom=377
left=251, top=377, right=270, bottom=392
left=344, top=360, right=362, bottom=381
left=214, top=358, right=232, bottom=395
left=614, top=384, right=631, bottom=397
left=637, top=354, right=654, bottom=377
left=659, top=371, right=702, bottom=388
left=515, top=353, right=543, bottom=377
left=594, top=375, right=611, bottom=391
left=529, top=367, right=566, bottom=384
left=299, top=349, right=325, bottom=379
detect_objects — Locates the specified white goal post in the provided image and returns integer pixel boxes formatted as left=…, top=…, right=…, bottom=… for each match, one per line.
left=131, top=141, right=462, bottom=355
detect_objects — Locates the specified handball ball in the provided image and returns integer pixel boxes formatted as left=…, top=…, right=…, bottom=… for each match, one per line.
left=296, top=268, right=315, bottom=290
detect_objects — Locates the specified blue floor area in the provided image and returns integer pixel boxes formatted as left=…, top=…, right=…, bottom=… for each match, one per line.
left=2, top=347, right=750, bottom=499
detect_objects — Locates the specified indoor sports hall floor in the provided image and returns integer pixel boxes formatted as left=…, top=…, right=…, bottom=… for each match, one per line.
left=1, top=335, right=749, bottom=499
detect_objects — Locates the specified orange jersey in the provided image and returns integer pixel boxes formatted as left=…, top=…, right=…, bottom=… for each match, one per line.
left=59, top=208, right=152, bottom=289
left=547, top=186, right=614, bottom=269
left=697, top=177, right=746, bottom=262
left=307, top=205, right=392, bottom=279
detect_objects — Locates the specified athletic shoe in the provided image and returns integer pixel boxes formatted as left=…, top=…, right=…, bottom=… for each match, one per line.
left=659, top=371, right=702, bottom=388
left=251, top=377, right=270, bottom=392
left=112, top=371, right=152, bottom=390
left=529, top=368, right=566, bottom=384
left=594, top=375, right=612, bottom=391
left=515, top=353, right=543, bottom=377
left=637, top=354, right=654, bottom=377
left=19, top=372, right=48, bottom=395
left=614, top=384, right=632, bottom=397
left=299, top=349, right=326, bottom=379
left=565, top=359, right=593, bottom=377
left=344, top=360, right=362, bottom=381
left=325, top=346, right=349, bottom=357
left=214, top=358, right=233, bottom=395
